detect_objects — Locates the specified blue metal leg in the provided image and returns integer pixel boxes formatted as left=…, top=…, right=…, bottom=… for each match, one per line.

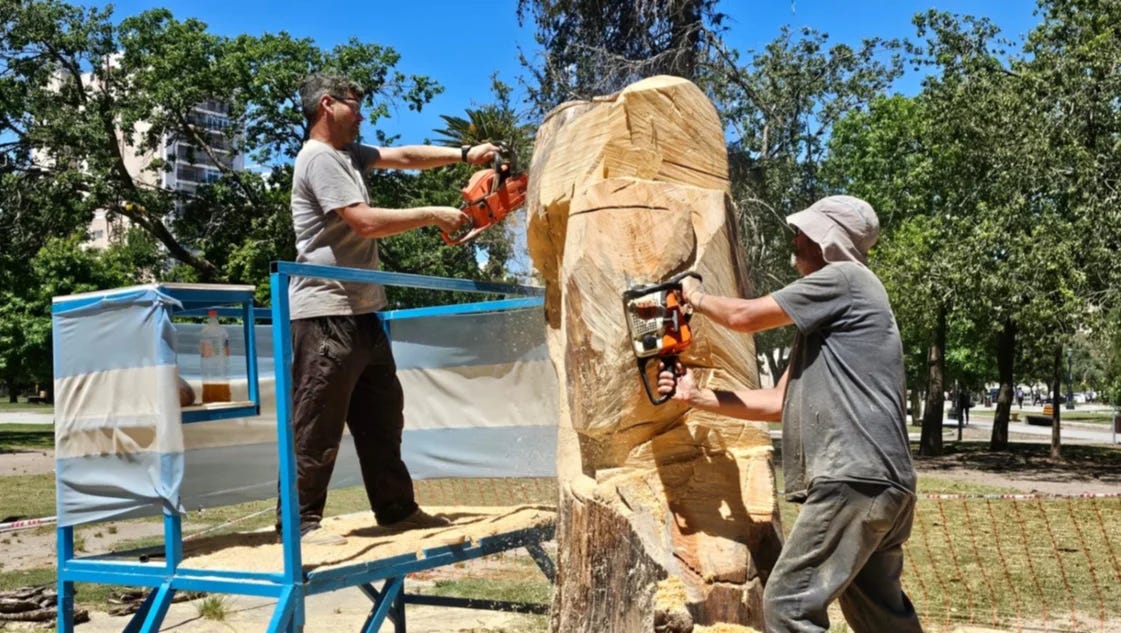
left=291, top=587, right=306, bottom=633
left=267, top=585, right=297, bottom=633
left=56, top=526, right=75, bottom=633
left=56, top=577, right=75, bottom=633
left=526, top=542, right=557, bottom=583
left=360, top=577, right=406, bottom=633
left=121, top=590, right=160, bottom=633
left=137, top=582, right=175, bottom=633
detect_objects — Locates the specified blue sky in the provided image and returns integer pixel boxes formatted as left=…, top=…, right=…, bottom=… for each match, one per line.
left=89, top=0, right=1042, bottom=143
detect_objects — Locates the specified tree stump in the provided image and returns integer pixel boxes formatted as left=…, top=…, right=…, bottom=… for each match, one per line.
left=527, top=75, right=782, bottom=632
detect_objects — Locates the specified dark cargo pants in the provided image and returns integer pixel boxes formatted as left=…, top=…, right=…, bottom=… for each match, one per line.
left=278, top=313, right=418, bottom=532
left=763, top=480, right=924, bottom=633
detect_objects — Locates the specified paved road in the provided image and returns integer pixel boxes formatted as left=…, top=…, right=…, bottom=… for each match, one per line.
left=6, top=407, right=1118, bottom=444
left=948, top=416, right=1119, bottom=444
left=938, top=402, right=1120, bottom=444
left=0, top=410, right=54, bottom=424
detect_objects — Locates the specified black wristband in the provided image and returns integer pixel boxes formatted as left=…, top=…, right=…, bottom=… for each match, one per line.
left=461, top=145, right=470, bottom=163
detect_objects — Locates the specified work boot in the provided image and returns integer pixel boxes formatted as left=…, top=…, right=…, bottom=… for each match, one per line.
left=299, top=524, right=347, bottom=546
left=383, top=508, right=451, bottom=531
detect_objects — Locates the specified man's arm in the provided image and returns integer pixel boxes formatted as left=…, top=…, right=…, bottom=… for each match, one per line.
left=687, top=285, right=793, bottom=334
left=335, top=203, right=465, bottom=238
left=659, top=365, right=789, bottom=422
left=372, top=143, right=499, bottom=171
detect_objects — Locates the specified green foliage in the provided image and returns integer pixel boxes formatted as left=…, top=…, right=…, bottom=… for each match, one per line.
left=1, top=0, right=442, bottom=279
left=2, top=0, right=531, bottom=381
left=717, top=27, right=903, bottom=377
left=821, top=4, right=1121, bottom=452
left=517, top=0, right=723, bottom=113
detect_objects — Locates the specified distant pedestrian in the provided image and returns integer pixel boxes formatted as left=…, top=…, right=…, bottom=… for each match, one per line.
left=957, top=389, right=971, bottom=425
left=1015, top=387, right=1024, bottom=409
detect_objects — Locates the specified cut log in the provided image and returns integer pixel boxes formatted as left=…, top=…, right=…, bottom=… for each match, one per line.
left=527, top=76, right=782, bottom=632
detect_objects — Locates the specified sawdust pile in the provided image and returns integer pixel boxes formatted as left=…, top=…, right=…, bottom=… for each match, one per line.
left=172, top=505, right=554, bottom=573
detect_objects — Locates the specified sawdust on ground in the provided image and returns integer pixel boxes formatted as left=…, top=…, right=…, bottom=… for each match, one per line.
left=174, top=504, right=554, bottom=573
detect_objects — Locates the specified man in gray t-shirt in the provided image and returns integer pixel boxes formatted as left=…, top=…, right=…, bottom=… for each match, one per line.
left=658, top=196, right=922, bottom=633
left=280, top=73, right=501, bottom=545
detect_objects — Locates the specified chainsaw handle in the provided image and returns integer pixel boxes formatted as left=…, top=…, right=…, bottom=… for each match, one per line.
left=621, top=271, right=703, bottom=301
left=441, top=223, right=486, bottom=246
left=638, top=356, right=683, bottom=406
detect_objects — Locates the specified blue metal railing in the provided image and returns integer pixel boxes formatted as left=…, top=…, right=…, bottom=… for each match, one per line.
left=56, top=262, right=551, bottom=633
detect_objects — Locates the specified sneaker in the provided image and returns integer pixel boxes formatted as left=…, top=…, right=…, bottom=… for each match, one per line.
left=299, top=526, right=347, bottom=546
left=384, top=508, right=451, bottom=531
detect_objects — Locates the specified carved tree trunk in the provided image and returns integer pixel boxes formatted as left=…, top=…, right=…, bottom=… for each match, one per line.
left=526, top=76, right=782, bottom=633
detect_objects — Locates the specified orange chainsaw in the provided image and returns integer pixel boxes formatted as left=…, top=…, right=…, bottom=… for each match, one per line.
left=441, top=145, right=528, bottom=246
left=622, top=271, right=702, bottom=405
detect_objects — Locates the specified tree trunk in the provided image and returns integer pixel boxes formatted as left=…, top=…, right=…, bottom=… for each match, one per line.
left=991, top=319, right=1016, bottom=450
left=527, top=76, right=779, bottom=632
left=1051, top=345, right=1063, bottom=460
left=919, top=306, right=946, bottom=456
left=6, top=379, right=17, bottom=404
left=909, top=388, right=923, bottom=428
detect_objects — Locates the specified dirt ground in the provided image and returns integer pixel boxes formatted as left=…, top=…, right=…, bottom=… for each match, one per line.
left=3, top=431, right=1119, bottom=632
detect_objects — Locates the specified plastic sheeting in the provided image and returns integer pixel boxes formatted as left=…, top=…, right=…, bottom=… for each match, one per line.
left=53, top=296, right=558, bottom=525
left=52, top=289, right=186, bottom=527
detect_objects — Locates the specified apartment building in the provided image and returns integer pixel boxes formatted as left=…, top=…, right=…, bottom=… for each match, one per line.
left=86, top=98, right=243, bottom=250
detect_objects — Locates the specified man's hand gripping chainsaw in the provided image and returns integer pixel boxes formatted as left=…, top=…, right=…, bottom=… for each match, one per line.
left=441, top=144, right=528, bottom=246
left=622, top=271, right=702, bottom=405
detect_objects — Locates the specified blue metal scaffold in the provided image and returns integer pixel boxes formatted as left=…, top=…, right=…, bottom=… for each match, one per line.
left=52, top=262, right=555, bottom=633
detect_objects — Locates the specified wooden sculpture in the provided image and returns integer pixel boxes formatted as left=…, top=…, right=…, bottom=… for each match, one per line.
left=526, top=75, right=783, bottom=632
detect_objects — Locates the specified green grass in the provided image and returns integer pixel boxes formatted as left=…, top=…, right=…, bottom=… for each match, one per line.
left=0, top=401, right=51, bottom=412
left=421, top=577, right=550, bottom=633
left=3, top=452, right=1119, bottom=630
left=426, top=577, right=552, bottom=605
left=0, top=424, right=54, bottom=451
left=774, top=467, right=1120, bottom=631
left=0, top=566, right=117, bottom=609
left=0, top=473, right=54, bottom=518
left=905, top=492, right=1121, bottom=630
left=972, top=408, right=1116, bottom=424
left=196, top=594, right=228, bottom=621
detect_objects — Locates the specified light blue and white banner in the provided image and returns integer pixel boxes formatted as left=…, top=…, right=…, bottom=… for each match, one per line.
left=52, top=288, right=186, bottom=527
left=53, top=295, right=558, bottom=523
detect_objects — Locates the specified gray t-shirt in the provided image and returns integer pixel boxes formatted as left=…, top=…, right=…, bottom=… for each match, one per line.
left=289, top=139, right=387, bottom=319
left=771, top=262, right=916, bottom=502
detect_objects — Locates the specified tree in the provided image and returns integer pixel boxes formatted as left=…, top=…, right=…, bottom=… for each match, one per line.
left=516, top=0, right=723, bottom=113
left=1, top=1, right=442, bottom=282
left=715, top=27, right=904, bottom=382
left=823, top=9, right=1029, bottom=455
left=0, top=165, right=91, bottom=398
left=827, top=4, right=1121, bottom=458
left=1, top=0, right=527, bottom=382
left=1016, top=0, right=1121, bottom=457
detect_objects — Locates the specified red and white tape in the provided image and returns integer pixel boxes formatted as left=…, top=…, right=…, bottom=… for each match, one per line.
left=919, top=491, right=1121, bottom=502
left=0, top=515, right=57, bottom=533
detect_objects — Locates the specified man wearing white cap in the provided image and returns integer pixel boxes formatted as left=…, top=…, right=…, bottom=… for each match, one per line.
left=658, top=195, right=922, bottom=632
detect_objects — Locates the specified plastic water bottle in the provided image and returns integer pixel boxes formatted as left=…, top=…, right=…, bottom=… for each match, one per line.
left=199, top=310, right=231, bottom=403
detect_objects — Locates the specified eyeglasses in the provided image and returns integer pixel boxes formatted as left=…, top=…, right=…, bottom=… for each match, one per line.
left=330, top=94, right=361, bottom=111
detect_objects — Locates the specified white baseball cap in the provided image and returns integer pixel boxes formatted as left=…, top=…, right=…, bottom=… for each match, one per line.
left=786, top=195, right=879, bottom=264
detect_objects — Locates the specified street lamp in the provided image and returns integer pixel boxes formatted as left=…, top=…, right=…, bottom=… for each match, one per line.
left=1066, top=348, right=1075, bottom=411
